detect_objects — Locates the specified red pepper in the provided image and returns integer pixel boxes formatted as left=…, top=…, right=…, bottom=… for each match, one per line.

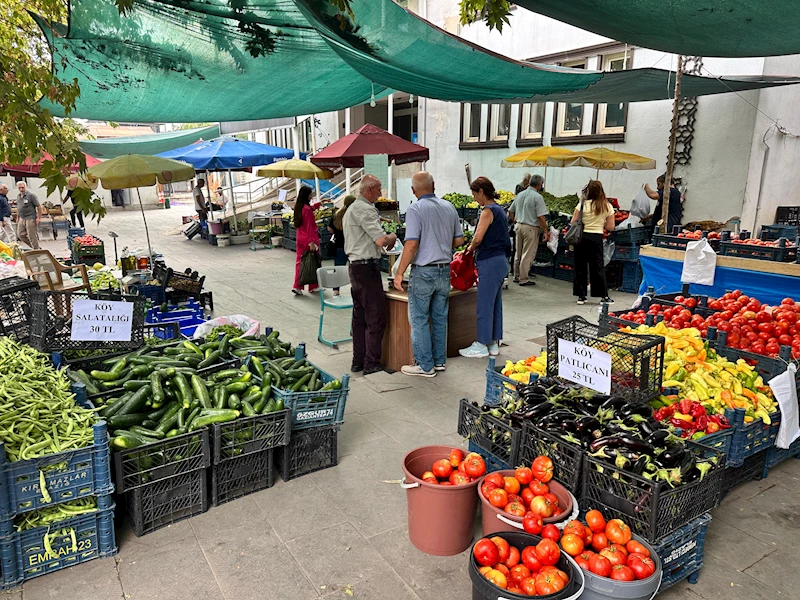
left=706, top=422, right=720, bottom=434
left=690, top=404, right=707, bottom=419
left=671, top=417, right=691, bottom=428
left=679, top=399, right=694, bottom=414
left=696, top=415, right=709, bottom=430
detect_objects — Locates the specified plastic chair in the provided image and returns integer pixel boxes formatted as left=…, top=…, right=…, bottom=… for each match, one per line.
left=21, top=249, right=90, bottom=292
left=316, top=265, right=353, bottom=349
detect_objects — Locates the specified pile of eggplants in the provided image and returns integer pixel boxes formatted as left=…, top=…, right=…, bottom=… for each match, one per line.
left=480, top=377, right=720, bottom=487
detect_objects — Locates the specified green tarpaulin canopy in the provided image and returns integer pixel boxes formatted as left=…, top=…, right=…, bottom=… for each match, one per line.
left=512, top=0, right=800, bottom=58
left=79, top=125, right=220, bottom=159
left=37, top=0, right=800, bottom=123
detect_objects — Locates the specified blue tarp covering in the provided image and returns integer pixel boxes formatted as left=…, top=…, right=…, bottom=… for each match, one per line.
left=157, top=137, right=304, bottom=170
left=640, top=255, right=800, bottom=306
left=301, top=179, right=336, bottom=196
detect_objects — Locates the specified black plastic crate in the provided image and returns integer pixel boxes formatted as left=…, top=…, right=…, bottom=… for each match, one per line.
left=654, top=513, right=712, bottom=591
left=113, top=429, right=211, bottom=494
left=612, top=244, right=641, bottom=262
left=283, top=237, right=297, bottom=252
left=764, top=436, right=800, bottom=476
left=126, top=468, right=208, bottom=537
left=547, top=316, right=665, bottom=402
left=468, top=440, right=510, bottom=471
left=619, top=261, right=643, bottom=293
left=554, top=263, right=574, bottom=282
left=532, top=263, right=555, bottom=278
left=276, top=425, right=338, bottom=481
left=519, top=421, right=583, bottom=496
left=534, top=243, right=555, bottom=267
left=212, top=409, right=291, bottom=463
left=760, top=224, right=797, bottom=241
left=210, top=447, right=274, bottom=506
left=652, top=233, right=722, bottom=252
left=718, top=240, right=797, bottom=262
left=29, top=291, right=146, bottom=353
left=610, top=225, right=651, bottom=245
left=719, top=449, right=767, bottom=501
left=0, top=276, right=37, bottom=342
left=457, top=399, right=522, bottom=468
left=582, top=441, right=725, bottom=543
left=775, top=206, right=800, bottom=226
left=60, top=322, right=181, bottom=370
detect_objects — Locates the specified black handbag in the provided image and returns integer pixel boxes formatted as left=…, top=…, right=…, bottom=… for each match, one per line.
left=299, top=249, right=322, bottom=286
left=563, top=199, right=584, bottom=246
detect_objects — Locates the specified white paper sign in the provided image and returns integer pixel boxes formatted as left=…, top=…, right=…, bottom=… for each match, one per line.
left=363, top=154, right=389, bottom=190
left=277, top=189, right=288, bottom=203
left=557, top=338, right=612, bottom=394
left=71, top=299, right=134, bottom=342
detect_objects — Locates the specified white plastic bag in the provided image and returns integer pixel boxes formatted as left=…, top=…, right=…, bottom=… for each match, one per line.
left=603, top=240, right=615, bottom=267
left=192, top=315, right=260, bottom=339
left=769, top=364, right=800, bottom=449
left=681, top=239, right=716, bottom=286
left=630, top=187, right=651, bottom=219
left=615, top=215, right=642, bottom=230
left=547, top=226, right=559, bottom=254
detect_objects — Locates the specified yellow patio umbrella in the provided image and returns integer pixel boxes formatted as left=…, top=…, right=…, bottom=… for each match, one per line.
left=88, top=154, right=195, bottom=261
left=256, top=159, right=334, bottom=180
left=545, top=147, right=656, bottom=177
left=501, top=146, right=577, bottom=168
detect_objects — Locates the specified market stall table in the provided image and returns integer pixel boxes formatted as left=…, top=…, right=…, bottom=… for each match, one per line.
left=382, top=285, right=477, bottom=372
left=638, top=245, right=800, bottom=305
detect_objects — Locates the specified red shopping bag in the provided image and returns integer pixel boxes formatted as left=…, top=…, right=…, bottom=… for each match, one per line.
left=450, top=251, right=477, bottom=291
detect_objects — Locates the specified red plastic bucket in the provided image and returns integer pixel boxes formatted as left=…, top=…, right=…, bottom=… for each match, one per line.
left=401, top=445, right=480, bottom=556
left=476, top=470, right=578, bottom=536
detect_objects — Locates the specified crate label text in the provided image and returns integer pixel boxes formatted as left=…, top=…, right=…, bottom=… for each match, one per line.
left=20, top=470, right=88, bottom=494
left=71, top=300, right=134, bottom=342
left=28, top=537, right=93, bottom=566
left=296, top=408, right=335, bottom=421
left=557, top=339, right=611, bottom=394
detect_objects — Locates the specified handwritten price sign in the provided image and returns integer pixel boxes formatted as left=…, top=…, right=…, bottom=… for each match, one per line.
left=71, top=300, right=134, bottom=342
left=557, top=338, right=611, bottom=394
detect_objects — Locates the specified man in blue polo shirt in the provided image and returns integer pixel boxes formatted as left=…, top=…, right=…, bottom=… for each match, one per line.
left=394, top=172, right=465, bottom=377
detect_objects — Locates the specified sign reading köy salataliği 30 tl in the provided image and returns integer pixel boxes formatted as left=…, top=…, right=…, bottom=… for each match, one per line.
left=71, top=299, right=134, bottom=342
left=557, top=338, right=612, bottom=394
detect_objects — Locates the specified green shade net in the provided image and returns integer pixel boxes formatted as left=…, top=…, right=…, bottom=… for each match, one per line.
left=512, top=0, right=800, bottom=58
left=296, top=0, right=800, bottom=105
left=79, top=125, right=220, bottom=158
left=39, top=0, right=383, bottom=122
left=39, top=0, right=800, bottom=123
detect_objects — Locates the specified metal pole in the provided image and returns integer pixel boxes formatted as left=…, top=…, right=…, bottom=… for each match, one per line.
left=135, top=188, right=154, bottom=263
left=345, top=107, right=352, bottom=195
left=662, top=55, right=683, bottom=233
left=228, top=169, right=237, bottom=233
left=311, top=115, right=321, bottom=201
left=292, top=125, right=301, bottom=197
left=388, top=94, right=394, bottom=199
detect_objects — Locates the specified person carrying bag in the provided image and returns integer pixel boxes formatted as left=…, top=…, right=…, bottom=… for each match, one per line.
left=299, top=247, right=322, bottom=287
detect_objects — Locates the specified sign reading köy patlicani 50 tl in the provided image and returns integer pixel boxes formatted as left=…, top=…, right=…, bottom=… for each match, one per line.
left=557, top=338, right=612, bottom=394
left=71, top=299, right=134, bottom=342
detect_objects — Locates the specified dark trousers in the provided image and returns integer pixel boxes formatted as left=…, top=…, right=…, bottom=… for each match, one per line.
left=573, top=233, right=608, bottom=298
left=349, top=262, right=386, bottom=370
left=69, top=208, right=84, bottom=228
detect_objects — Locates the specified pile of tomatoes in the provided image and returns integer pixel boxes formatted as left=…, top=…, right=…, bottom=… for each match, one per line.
left=612, top=291, right=800, bottom=359
left=730, top=237, right=796, bottom=248
left=420, top=448, right=487, bottom=485
left=73, top=235, right=102, bottom=247
left=481, top=457, right=566, bottom=522
left=559, top=510, right=657, bottom=582
left=674, top=230, right=720, bottom=240
left=473, top=536, right=570, bottom=596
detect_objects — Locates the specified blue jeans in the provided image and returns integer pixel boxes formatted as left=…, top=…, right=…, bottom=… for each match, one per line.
left=408, top=265, right=450, bottom=372
left=476, top=254, right=509, bottom=345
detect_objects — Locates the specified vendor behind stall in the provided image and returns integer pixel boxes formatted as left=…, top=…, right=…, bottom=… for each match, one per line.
left=645, top=174, right=682, bottom=235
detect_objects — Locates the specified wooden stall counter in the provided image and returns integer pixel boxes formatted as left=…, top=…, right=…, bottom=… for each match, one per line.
left=382, top=285, right=477, bottom=373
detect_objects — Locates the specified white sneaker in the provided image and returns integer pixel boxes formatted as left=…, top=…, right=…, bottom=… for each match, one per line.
left=401, top=364, right=436, bottom=378
left=488, top=343, right=500, bottom=356
left=459, top=342, right=489, bottom=358
left=434, top=364, right=446, bottom=371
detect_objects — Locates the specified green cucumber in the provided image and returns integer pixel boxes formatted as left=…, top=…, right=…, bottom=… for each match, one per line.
left=115, top=385, right=152, bottom=416
left=191, top=374, right=211, bottom=409
left=241, top=400, right=256, bottom=418
left=130, top=425, right=165, bottom=439
left=189, top=409, right=240, bottom=430
left=107, top=413, right=148, bottom=430
left=197, top=350, right=220, bottom=369
left=123, top=379, right=151, bottom=392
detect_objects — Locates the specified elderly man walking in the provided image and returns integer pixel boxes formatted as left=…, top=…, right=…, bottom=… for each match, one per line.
left=344, top=175, right=397, bottom=375
left=0, top=185, right=15, bottom=243
left=394, top=172, right=464, bottom=377
left=16, top=182, right=43, bottom=249
left=508, top=174, right=549, bottom=286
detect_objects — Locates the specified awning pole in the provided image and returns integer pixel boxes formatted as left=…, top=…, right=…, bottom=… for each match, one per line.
left=311, top=115, right=321, bottom=201
left=663, top=55, right=683, bottom=234
left=388, top=94, right=394, bottom=199
left=136, top=188, right=154, bottom=263
left=292, top=124, right=301, bottom=198
left=345, top=108, right=352, bottom=195
left=228, top=169, right=237, bottom=233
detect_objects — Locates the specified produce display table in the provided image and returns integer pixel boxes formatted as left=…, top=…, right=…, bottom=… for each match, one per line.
left=382, top=286, right=477, bottom=372
left=638, top=245, right=800, bottom=305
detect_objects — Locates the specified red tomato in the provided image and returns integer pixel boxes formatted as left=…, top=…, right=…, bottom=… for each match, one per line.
left=473, top=538, right=500, bottom=566
left=505, top=502, right=527, bottom=517
left=464, top=455, right=487, bottom=478
left=484, top=569, right=508, bottom=589
left=481, top=481, right=498, bottom=499
left=507, top=494, right=522, bottom=505
left=494, top=564, right=510, bottom=578
left=535, top=539, right=561, bottom=567
left=449, top=448, right=463, bottom=468
left=450, top=472, right=471, bottom=486
left=747, top=299, right=762, bottom=312
left=521, top=546, right=543, bottom=572
left=490, top=536, right=511, bottom=563
left=605, top=519, right=632, bottom=545
left=589, top=554, right=612, bottom=577
left=674, top=295, right=685, bottom=303
left=591, top=532, right=609, bottom=552
left=431, top=459, right=452, bottom=479
left=575, top=551, right=595, bottom=571
left=514, top=467, right=533, bottom=485
left=485, top=472, right=505, bottom=488
left=610, top=543, right=628, bottom=557
left=782, top=298, right=795, bottom=306
left=756, top=311, right=772, bottom=323
left=684, top=298, right=698, bottom=309
left=540, top=566, right=569, bottom=585
left=599, top=545, right=626, bottom=566
left=535, top=571, right=566, bottom=595
left=562, top=520, right=585, bottom=539
left=627, top=553, right=657, bottom=580
left=541, top=524, right=561, bottom=542
left=520, top=577, right=538, bottom=596
left=488, top=488, right=508, bottom=508
left=503, top=477, right=521, bottom=495
left=585, top=509, right=607, bottom=533
left=543, top=492, right=559, bottom=509
left=510, top=564, right=531, bottom=584
left=560, top=533, right=584, bottom=557
left=625, top=540, right=651, bottom=558
left=529, top=496, right=554, bottom=519
left=523, top=513, right=544, bottom=535
left=421, top=471, right=437, bottom=484
left=610, top=565, right=636, bottom=581
left=505, top=546, right=521, bottom=569
left=757, top=322, right=774, bottom=335
left=531, top=456, right=554, bottom=483
left=529, top=480, right=549, bottom=496
left=520, top=488, right=535, bottom=507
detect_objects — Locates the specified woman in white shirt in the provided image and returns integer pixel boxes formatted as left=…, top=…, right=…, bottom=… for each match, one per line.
left=570, top=180, right=615, bottom=305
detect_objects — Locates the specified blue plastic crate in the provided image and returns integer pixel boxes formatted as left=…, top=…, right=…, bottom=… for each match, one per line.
left=263, top=344, right=349, bottom=431
left=0, top=395, right=112, bottom=520
left=131, top=284, right=166, bottom=305
left=693, top=427, right=735, bottom=458
left=468, top=441, right=510, bottom=472
left=554, top=264, right=574, bottom=282
left=611, top=225, right=651, bottom=245
left=725, top=408, right=780, bottom=467
left=760, top=224, right=797, bottom=241
left=654, top=513, right=712, bottom=591
left=0, top=495, right=117, bottom=589
left=763, top=436, right=800, bottom=476
left=67, top=227, right=85, bottom=238
left=721, top=450, right=767, bottom=500
left=146, top=299, right=204, bottom=323
left=612, top=244, right=641, bottom=262
left=484, top=356, right=538, bottom=405
left=619, top=261, right=643, bottom=293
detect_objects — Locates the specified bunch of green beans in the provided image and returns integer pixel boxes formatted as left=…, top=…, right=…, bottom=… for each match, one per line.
left=0, top=338, right=97, bottom=462
left=14, top=497, right=98, bottom=532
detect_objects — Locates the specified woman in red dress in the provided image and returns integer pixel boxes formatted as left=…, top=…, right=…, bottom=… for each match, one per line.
left=292, top=186, right=320, bottom=295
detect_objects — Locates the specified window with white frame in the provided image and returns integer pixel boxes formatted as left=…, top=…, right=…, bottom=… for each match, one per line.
left=462, top=103, right=483, bottom=143
left=596, top=53, right=628, bottom=135
left=489, top=104, right=512, bottom=141
left=556, top=60, right=585, bottom=137
left=520, top=103, right=545, bottom=140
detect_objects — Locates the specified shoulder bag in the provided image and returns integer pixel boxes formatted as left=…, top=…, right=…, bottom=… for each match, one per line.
left=563, top=199, right=584, bottom=246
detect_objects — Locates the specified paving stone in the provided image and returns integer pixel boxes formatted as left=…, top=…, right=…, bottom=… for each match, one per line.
left=362, top=407, right=442, bottom=448
left=338, top=413, right=389, bottom=455
left=114, top=519, right=198, bottom=559
left=687, top=553, right=780, bottom=600
left=19, top=557, right=122, bottom=600
left=189, top=493, right=270, bottom=544
left=321, top=567, right=421, bottom=599
left=713, top=484, right=800, bottom=548
left=703, top=515, right=775, bottom=571
left=743, top=545, right=798, bottom=596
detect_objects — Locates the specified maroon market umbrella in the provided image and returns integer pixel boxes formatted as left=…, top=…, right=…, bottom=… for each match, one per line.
left=310, top=124, right=429, bottom=169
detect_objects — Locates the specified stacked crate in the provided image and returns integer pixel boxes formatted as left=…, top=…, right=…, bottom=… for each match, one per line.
left=611, top=225, right=650, bottom=293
